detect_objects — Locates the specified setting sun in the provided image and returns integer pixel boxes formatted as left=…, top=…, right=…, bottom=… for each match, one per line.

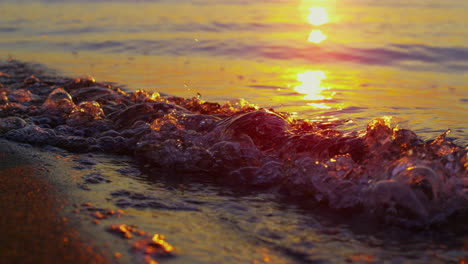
left=307, top=7, right=329, bottom=26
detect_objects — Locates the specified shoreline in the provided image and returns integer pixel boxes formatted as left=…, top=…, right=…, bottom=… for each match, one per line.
left=0, top=59, right=467, bottom=263
left=0, top=139, right=113, bottom=264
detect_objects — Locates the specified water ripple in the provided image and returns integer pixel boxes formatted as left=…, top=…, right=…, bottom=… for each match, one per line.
left=6, top=38, right=468, bottom=72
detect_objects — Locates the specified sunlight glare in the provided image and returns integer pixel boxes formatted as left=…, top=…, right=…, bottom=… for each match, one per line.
left=308, top=29, right=327, bottom=43
left=307, top=103, right=331, bottom=109
left=295, top=70, right=329, bottom=101
left=307, top=7, right=329, bottom=26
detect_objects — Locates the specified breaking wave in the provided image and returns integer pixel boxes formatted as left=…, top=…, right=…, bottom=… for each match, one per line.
left=1, top=60, right=467, bottom=228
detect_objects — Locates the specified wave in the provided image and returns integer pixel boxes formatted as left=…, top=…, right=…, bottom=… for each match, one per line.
left=6, top=37, right=468, bottom=72
left=0, top=60, right=467, bottom=228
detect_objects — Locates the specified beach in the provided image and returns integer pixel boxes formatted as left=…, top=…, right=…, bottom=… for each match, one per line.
left=0, top=139, right=113, bottom=264
left=0, top=0, right=467, bottom=262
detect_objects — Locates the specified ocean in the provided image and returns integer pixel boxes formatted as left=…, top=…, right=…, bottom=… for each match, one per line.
left=0, top=0, right=467, bottom=263
left=0, top=0, right=467, bottom=144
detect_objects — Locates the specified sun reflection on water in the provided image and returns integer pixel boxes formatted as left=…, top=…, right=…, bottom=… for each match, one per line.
left=294, top=70, right=332, bottom=109
left=305, top=5, right=329, bottom=43
left=295, top=70, right=326, bottom=101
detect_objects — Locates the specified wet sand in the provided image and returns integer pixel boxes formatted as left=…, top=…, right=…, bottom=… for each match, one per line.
left=0, top=140, right=112, bottom=264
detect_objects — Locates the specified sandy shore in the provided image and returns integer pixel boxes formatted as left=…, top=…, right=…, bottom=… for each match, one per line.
left=0, top=140, right=112, bottom=264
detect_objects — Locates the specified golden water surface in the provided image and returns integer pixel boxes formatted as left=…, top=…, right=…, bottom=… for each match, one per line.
left=0, top=0, right=467, bottom=143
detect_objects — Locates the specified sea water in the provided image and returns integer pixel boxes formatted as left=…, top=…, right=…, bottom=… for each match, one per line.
left=0, top=60, right=467, bottom=263
left=0, top=0, right=467, bottom=263
left=0, top=0, right=467, bottom=144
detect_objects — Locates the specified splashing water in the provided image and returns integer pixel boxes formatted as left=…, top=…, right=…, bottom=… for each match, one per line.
left=0, top=60, right=467, bottom=229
